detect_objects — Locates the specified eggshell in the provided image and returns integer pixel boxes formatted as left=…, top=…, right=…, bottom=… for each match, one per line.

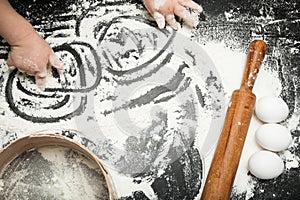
left=256, top=123, right=292, bottom=152
left=248, top=150, right=284, bottom=179
left=255, top=96, right=289, bottom=123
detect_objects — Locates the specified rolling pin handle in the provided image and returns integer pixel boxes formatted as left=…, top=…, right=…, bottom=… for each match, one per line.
left=241, top=40, right=267, bottom=91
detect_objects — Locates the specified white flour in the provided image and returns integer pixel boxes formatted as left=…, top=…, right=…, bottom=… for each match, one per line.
left=0, top=2, right=299, bottom=199
left=194, top=40, right=293, bottom=197
left=0, top=146, right=109, bottom=200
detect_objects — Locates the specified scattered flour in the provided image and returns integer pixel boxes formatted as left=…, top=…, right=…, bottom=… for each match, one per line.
left=0, top=2, right=299, bottom=200
left=195, top=40, right=290, bottom=198
left=0, top=146, right=109, bottom=200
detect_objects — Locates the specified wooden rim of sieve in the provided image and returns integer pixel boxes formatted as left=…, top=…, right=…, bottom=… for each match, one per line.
left=0, top=133, right=118, bottom=200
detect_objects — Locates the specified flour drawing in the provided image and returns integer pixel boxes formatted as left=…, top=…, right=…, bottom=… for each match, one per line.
left=2, top=0, right=298, bottom=199
left=0, top=2, right=226, bottom=199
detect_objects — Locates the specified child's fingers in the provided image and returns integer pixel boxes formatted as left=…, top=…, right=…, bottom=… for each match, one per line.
left=35, top=76, right=46, bottom=91
left=34, top=62, right=47, bottom=91
left=174, top=5, right=198, bottom=27
left=49, top=54, right=64, bottom=70
left=144, top=0, right=165, bottom=29
left=153, top=12, right=166, bottom=29
left=35, top=69, right=47, bottom=79
left=166, top=14, right=180, bottom=30
left=179, top=0, right=203, bottom=12
left=6, top=53, right=22, bottom=71
left=143, top=0, right=155, bottom=14
left=6, top=53, right=13, bottom=67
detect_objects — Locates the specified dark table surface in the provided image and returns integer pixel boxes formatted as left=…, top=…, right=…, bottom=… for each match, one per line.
left=0, top=0, right=299, bottom=199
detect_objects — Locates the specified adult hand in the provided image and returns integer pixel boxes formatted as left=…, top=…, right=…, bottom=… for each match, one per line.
left=143, top=0, right=203, bottom=30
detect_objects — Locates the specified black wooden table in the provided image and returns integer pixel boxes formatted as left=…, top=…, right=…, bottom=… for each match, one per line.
left=0, top=0, right=299, bottom=199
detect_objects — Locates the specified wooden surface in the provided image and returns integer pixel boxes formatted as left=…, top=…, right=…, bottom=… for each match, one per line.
left=200, top=40, right=267, bottom=200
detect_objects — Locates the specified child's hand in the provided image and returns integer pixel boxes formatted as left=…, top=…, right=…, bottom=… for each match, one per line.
left=7, top=31, right=64, bottom=91
left=0, top=0, right=64, bottom=91
left=143, top=0, right=203, bottom=30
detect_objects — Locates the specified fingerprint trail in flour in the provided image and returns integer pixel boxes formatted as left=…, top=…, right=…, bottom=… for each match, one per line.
left=102, top=62, right=191, bottom=115
left=100, top=18, right=175, bottom=85
left=2, top=14, right=173, bottom=124
left=0, top=1, right=227, bottom=199
left=95, top=21, right=224, bottom=194
left=5, top=69, right=87, bottom=123
left=4, top=40, right=102, bottom=123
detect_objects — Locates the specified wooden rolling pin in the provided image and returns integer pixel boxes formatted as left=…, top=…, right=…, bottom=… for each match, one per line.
left=200, top=40, right=267, bottom=200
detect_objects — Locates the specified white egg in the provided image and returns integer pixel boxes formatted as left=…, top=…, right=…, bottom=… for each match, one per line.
left=256, top=123, right=292, bottom=152
left=255, top=96, right=289, bottom=123
left=248, top=150, right=284, bottom=180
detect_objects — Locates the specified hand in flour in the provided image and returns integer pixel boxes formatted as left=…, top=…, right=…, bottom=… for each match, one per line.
left=0, top=0, right=64, bottom=91
left=143, top=0, right=203, bottom=30
left=6, top=31, right=64, bottom=91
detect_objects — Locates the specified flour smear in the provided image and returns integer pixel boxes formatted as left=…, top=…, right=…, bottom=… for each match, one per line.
left=195, top=40, right=291, bottom=198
